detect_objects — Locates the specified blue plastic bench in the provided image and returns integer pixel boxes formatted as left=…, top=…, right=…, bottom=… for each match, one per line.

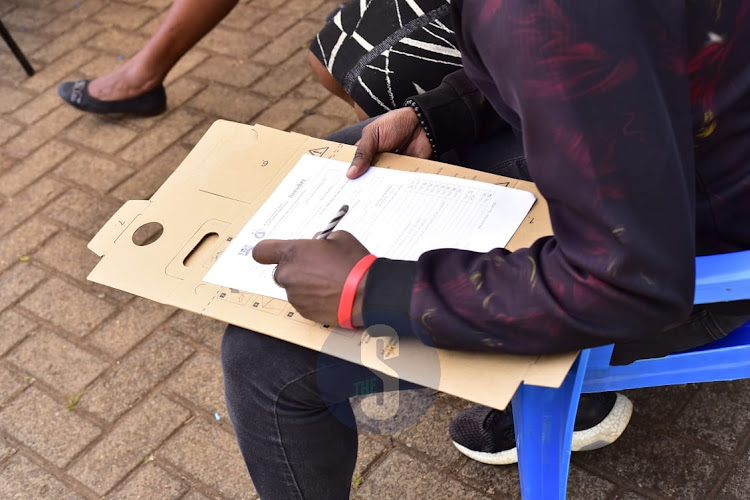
left=511, top=249, right=750, bottom=499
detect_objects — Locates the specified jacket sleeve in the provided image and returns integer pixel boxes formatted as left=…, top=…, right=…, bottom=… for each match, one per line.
left=362, top=1, right=696, bottom=355
left=407, top=69, right=509, bottom=155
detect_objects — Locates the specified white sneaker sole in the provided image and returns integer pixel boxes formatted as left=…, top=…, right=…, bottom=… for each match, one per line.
left=452, top=393, right=634, bottom=465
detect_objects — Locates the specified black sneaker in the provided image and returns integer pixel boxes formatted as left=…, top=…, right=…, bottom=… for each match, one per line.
left=449, top=392, right=633, bottom=465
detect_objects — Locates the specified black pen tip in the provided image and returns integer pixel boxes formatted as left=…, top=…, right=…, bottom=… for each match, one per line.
left=341, top=205, right=349, bottom=212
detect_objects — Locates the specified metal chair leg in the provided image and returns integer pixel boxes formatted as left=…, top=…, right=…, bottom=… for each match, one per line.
left=0, top=20, right=34, bottom=76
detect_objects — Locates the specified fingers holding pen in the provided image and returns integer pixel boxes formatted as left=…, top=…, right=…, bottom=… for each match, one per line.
left=252, top=232, right=370, bottom=289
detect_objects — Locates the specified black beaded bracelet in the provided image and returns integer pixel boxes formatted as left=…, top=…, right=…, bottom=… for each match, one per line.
left=404, top=98, right=439, bottom=159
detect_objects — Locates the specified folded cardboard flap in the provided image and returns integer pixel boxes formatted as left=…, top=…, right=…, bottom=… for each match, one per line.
left=88, top=200, right=150, bottom=257
left=87, top=120, right=576, bottom=410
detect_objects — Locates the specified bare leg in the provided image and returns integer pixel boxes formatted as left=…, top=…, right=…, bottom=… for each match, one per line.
left=88, top=0, right=238, bottom=101
left=308, top=50, right=371, bottom=121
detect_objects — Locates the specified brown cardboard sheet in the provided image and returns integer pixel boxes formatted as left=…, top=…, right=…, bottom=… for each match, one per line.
left=87, top=120, right=578, bottom=410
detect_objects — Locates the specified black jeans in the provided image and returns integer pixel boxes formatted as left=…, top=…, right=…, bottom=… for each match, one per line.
left=222, top=122, right=749, bottom=498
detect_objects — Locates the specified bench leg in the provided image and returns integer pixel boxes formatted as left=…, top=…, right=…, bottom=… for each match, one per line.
left=512, top=352, right=589, bottom=500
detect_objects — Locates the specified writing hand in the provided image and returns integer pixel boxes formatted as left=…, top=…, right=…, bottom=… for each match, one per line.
left=347, top=107, right=433, bottom=179
left=252, top=231, right=370, bottom=325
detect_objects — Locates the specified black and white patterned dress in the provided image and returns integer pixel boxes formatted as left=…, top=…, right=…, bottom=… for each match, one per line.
left=310, top=0, right=462, bottom=117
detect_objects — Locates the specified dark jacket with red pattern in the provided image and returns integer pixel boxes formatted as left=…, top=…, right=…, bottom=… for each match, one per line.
left=361, top=0, right=750, bottom=355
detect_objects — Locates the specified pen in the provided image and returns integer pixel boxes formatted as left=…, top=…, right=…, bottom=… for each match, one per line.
left=316, top=204, right=349, bottom=239
left=274, top=204, right=349, bottom=287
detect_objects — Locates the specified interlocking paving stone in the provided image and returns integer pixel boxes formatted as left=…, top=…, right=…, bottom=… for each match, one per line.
left=87, top=297, right=176, bottom=358
left=0, top=309, right=36, bottom=356
left=352, top=435, right=386, bottom=486
left=718, top=448, right=750, bottom=499
left=3, top=105, right=82, bottom=158
left=189, top=83, right=269, bottom=123
left=182, top=490, right=211, bottom=500
left=21, top=47, right=98, bottom=94
left=77, top=54, right=121, bottom=82
left=0, top=386, right=101, bottom=467
left=163, top=49, right=209, bottom=86
left=574, top=423, right=721, bottom=498
left=460, top=461, right=616, bottom=500
left=86, top=28, right=149, bottom=59
left=566, top=465, right=618, bottom=500
left=252, top=19, right=322, bottom=66
left=167, top=310, right=227, bottom=351
left=0, top=58, right=30, bottom=85
left=166, top=351, right=226, bottom=416
left=108, top=462, right=188, bottom=500
left=354, top=450, right=490, bottom=500
left=6, top=328, right=107, bottom=395
left=460, top=459, right=523, bottom=498
left=291, top=113, right=346, bottom=140
left=3, top=7, right=56, bottom=30
left=0, top=364, right=28, bottom=405
left=393, top=392, right=467, bottom=468
left=0, top=454, right=85, bottom=500
left=673, top=380, right=750, bottom=452
left=111, top=143, right=190, bottom=201
left=62, top=115, right=138, bottom=154
left=316, top=94, right=360, bottom=122
left=254, top=95, right=321, bottom=131
left=40, top=0, right=107, bottom=37
left=159, top=416, right=258, bottom=499
left=53, top=150, right=134, bottom=193
left=624, top=385, right=698, bottom=420
left=252, top=50, right=314, bottom=98
left=0, top=85, right=34, bottom=114
left=161, top=77, right=206, bottom=111
left=43, top=187, right=122, bottom=237
left=11, top=89, right=65, bottom=125
left=0, top=439, right=15, bottom=462
left=0, top=263, right=47, bottom=311
left=0, top=210, right=61, bottom=270
left=34, top=22, right=104, bottom=64
left=293, top=78, right=336, bottom=101
left=0, top=153, right=15, bottom=173
left=179, top=119, right=214, bottom=149
left=308, top=0, right=350, bottom=21
left=249, top=3, right=308, bottom=38
left=222, top=2, right=273, bottom=31
left=0, top=178, right=67, bottom=237
left=79, top=331, right=193, bottom=421
left=613, top=491, right=651, bottom=500
left=137, top=11, right=169, bottom=39
left=0, top=117, right=22, bottom=144
left=119, top=109, right=203, bottom=164
left=69, top=394, right=190, bottom=495
left=93, top=3, right=157, bottom=31
left=0, top=140, right=74, bottom=196
left=197, top=26, right=269, bottom=60
left=20, top=277, right=116, bottom=337
left=191, top=55, right=268, bottom=89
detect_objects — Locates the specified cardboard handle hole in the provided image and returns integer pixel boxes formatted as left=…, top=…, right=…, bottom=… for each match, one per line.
left=184, top=232, right=219, bottom=267
left=132, top=222, right=164, bottom=246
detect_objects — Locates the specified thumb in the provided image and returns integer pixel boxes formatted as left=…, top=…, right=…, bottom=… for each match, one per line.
left=347, top=126, right=379, bottom=179
left=251, top=239, right=287, bottom=265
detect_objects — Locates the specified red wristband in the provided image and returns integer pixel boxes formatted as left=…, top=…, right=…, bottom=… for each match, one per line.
left=338, top=254, right=377, bottom=329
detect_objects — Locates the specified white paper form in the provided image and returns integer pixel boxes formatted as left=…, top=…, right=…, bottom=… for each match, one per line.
left=203, top=155, right=536, bottom=300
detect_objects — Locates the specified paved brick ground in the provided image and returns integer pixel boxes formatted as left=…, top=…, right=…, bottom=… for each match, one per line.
left=1, top=1, right=750, bottom=499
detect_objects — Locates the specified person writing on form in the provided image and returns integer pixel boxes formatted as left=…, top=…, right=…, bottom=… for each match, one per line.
left=222, top=2, right=750, bottom=498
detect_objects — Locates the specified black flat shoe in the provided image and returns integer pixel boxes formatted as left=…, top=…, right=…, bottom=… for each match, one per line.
left=57, top=79, right=167, bottom=116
